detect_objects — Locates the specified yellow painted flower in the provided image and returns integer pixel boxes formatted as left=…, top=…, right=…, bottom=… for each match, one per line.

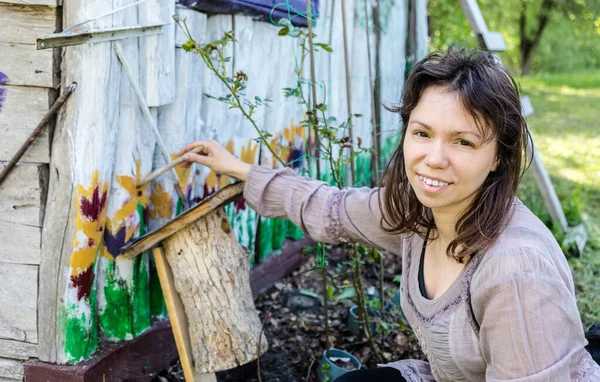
left=114, top=159, right=150, bottom=223
left=150, top=183, right=174, bottom=220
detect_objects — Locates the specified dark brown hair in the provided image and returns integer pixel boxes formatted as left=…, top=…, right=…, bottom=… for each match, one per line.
left=380, top=46, right=532, bottom=263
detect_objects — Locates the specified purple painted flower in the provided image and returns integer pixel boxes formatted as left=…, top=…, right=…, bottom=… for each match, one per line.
left=0, top=72, right=8, bottom=85
left=104, top=224, right=127, bottom=258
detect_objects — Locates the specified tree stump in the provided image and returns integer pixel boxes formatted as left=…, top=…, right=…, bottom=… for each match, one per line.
left=120, top=183, right=267, bottom=374
left=162, top=206, right=267, bottom=373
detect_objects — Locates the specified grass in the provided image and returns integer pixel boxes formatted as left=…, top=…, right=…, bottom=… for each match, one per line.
left=517, top=71, right=600, bottom=329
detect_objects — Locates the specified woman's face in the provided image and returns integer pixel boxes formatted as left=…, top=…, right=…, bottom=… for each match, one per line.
left=403, top=86, right=499, bottom=219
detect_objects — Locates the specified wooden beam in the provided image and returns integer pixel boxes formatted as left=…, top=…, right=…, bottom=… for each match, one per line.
left=153, top=247, right=216, bottom=382
left=0, top=263, right=37, bottom=343
left=36, top=24, right=164, bottom=50
left=120, top=182, right=244, bottom=258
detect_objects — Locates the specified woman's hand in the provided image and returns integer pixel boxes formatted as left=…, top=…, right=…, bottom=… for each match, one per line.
left=177, top=140, right=252, bottom=181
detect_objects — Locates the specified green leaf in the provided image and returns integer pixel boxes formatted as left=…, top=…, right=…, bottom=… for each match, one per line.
left=278, top=27, right=289, bottom=36
left=315, top=43, right=333, bottom=52
left=335, top=287, right=356, bottom=301
left=182, top=40, right=196, bottom=52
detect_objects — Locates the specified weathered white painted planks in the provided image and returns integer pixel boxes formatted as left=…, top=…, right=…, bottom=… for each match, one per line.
left=0, top=3, right=56, bottom=45
left=0, top=0, right=55, bottom=6
left=0, top=85, right=50, bottom=163
left=152, top=6, right=207, bottom=226
left=39, top=0, right=122, bottom=363
left=0, top=358, right=24, bottom=381
left=0, top=220, right=41, bottom=265
left=0, top=163, right=43, bottom=227
left=379, top=0, right=408, bottom=162
left=0, top=339, right=38, bottom=360
left=0, top=263, right=37, bottom=343
left=139, top=0, right=176, bottom=106
left=0, top=42, right=54, bottom=88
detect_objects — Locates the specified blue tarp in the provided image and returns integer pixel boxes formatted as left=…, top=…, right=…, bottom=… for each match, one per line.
left=180, top=0, right=319, bottom=27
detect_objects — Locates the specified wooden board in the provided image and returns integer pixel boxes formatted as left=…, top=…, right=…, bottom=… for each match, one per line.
left=0, top=358, right=24, bottom=381
left=0, top=163, right=43, bottom=227
left=153, top=247, right=216, bottom=382
left=121, top=182, right=244, bottom=258
left=0, top=0, right=56, bottom=6
left=39, top=0, right=123, bottom=363
left=0, top=263, right=37, bottom=343
left=140, top=0, right=176, bottom=106
left=0, top=220, right=41, bottom=265
left=0, top=4, right=56, bottom=45
left=0, top=42, right=54, bottom=88
left=0, top=85, right=51, bottom=163
left=0, top=339, right=38, bottom=360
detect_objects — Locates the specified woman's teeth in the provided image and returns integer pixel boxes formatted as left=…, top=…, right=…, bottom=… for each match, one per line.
left=419, top=175, right=449, bottom=187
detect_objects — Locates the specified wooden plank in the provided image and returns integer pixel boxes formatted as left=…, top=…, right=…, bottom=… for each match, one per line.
left=0, top=0, right=56, bottom=6
left=38, top=0, right=122, bottom=364
left=0, top=263, right=37, bottom=343
left=0, top=163, right=43, bottom=227
left=0, top=220, right=41, bottom=265
left=139, top=0, right=176, bottom=106
left=121, top=182, right=244, bottom=259
left=0, top=42, right=53, bottom=88
left=0, top=339, right=38, bottom=360
left=96, top=0, right=156, bottom=342
left=0, top=4, right=56, bottom=45
left=0, top=85, right=50, bottom=163
left=153, top=247, right=216, bottom=382
left=0, top=359, right=24, bottom=381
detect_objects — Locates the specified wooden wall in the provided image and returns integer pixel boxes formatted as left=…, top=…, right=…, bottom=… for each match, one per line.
left=0, top=0, right=59, bottom=379
left=0, top=0, right=428, bottom=375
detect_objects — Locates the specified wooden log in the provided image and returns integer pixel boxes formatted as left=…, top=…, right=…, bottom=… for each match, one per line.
left=0, top=263, right=37, bottom=343
left=161, top=206, right=267, bottom=373
left=0, top=3, right=56, bottom=45
left=0, top=42, right=53, bottom=88
left=0, top=358, right=24, bottom=381
left=0, top=85, right=51, bottom=163
left=0, top=339, right=38, bottom=360
left=153, top=247, right=216, bottom=382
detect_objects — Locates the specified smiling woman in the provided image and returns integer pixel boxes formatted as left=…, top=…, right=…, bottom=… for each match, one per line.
left=179, top=47, right=600, bottom=381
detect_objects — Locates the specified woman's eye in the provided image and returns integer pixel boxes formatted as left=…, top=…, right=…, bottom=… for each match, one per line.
left=414, top=131, right=429, bottom=138
left=458, top=139, right=473, bottom=147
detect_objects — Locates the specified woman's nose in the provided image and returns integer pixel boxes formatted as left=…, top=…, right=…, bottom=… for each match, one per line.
left=424, top=142, right=449, bottom=169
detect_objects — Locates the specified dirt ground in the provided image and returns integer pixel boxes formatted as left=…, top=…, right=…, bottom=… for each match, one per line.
left=152, top=245, right=425, bottom=382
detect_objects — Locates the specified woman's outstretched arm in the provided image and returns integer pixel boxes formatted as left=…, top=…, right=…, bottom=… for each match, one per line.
left=179, top=140, right=402, bottom=254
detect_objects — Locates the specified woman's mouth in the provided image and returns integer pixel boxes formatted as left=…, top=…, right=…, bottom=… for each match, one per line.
left=418, top=174, right=451, bottom=192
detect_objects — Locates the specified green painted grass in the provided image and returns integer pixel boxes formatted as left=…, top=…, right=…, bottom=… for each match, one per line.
left=518, top=71, right=600, bottom=329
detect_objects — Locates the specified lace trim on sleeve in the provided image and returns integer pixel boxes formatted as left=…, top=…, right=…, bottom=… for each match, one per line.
left=324, top=189, right=350, bottom=243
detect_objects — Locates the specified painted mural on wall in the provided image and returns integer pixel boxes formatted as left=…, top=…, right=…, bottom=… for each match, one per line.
left=57, top=0, right=422, bottom=364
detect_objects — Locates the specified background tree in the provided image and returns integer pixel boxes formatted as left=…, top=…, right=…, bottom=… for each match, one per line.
left=427, top=0, right=600, bottom=75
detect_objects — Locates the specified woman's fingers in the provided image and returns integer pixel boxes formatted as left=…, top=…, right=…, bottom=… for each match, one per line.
left=177, top=140, right=210, bottom=156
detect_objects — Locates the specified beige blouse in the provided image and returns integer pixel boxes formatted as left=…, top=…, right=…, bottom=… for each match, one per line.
left=243, top=165, right=600, bottom=381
